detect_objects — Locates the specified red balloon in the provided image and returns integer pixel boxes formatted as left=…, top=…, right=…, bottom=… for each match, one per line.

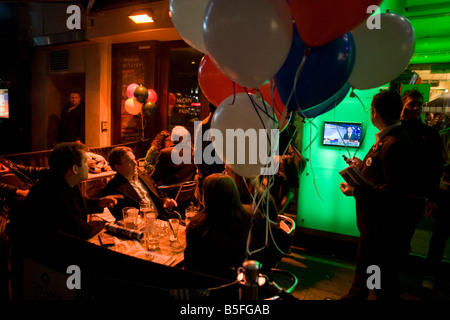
left=289, top=0, right=382, bottom=47
left=147, top=89, right=158, bottom=103
left=198, top=55, right=247, bottom=106
left=258, top=81, right=289, bottom=131
left=168, top=92, right=176, bottom=107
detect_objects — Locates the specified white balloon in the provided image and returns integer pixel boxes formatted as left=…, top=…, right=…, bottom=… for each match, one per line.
left=349, top=13, right=415, bottom=90
left=203, top=0, right=293, bottom=88
left=169, top=0, right=209, bottom=53
left=211, top=93, right=279, bottom=178
left=124, top=98, right=141, bottom=115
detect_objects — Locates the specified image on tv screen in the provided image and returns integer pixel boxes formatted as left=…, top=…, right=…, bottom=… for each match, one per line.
left=322, top=121, right=361, bottom=148
left=0, top=89, right=9, bottom=119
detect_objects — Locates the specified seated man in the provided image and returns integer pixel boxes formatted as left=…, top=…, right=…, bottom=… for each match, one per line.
left=21, top=142, right=121, bottom=240
left=0, top=157, right=49, bottom=211
left=151, top=126, right=197, bottom=186
left=102, top=146, right=177, bottom=221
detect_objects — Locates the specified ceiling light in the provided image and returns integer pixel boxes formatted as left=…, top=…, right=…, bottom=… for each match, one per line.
left=128, top=9, right=155, bottom=24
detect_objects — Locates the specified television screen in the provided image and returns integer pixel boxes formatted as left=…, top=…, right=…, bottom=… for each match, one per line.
left=322, top=121, right=362, bottom=148
left=0, top=89, right=9, bottom=119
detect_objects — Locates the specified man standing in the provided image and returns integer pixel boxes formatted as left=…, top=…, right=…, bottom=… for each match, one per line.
left=340, top=91, right=418, bottom=300
left=57, top=92, right=85, bottom=143
left=400, top=89, right=443, bottom=253
left=22, top=142, right=121, bottom=239
left=102, top=146, right=177, bottom=221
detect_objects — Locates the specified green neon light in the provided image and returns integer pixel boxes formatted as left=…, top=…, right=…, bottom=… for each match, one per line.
left=298, top=87, right=382, bottom=237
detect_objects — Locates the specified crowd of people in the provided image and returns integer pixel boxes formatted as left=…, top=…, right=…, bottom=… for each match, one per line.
left=0, top=89, right=449, bottom=300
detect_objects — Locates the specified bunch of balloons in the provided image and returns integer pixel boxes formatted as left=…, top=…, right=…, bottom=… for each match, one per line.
left=124, top=83, right=158, bottom=117
left=169, top=0, right=416, bottom=176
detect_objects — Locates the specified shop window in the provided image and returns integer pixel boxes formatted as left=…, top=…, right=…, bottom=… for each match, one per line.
left=167, top=47, right=205, bottom=138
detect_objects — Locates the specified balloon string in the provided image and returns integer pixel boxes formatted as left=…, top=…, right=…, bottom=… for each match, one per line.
left=244, top=89, right=273, bottom=149
left=285, top=53, right=308, bottom=118
left=231, top=82, right=237, bottom=105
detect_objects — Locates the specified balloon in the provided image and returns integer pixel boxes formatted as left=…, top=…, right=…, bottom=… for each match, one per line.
left=211, top=93, right=279, bottom=178
left=299, top=82, right=350, bottom=118
left=134, top=85, right=149, bottom=103
left=203, top=0, right=293, bottom=88
left=169, top=0, right=209, bottom=53
left=275, top=26, right=355, bottom=112
left=142, top=101, right=157, bottom=117
left=348, top=13, right=415, bottom=90
left=289, top=0, right=382, bottom=47
left=168, top=92, right=176, bottom=107
left=124, top=98, right=142, bottom=115
left=198, top=55, right=247, bottom=107
left=258, top=80, right=289, bottom=131
left=126, top=83, right=138, bottom=99
left=147, top=89, right=158, bottom=103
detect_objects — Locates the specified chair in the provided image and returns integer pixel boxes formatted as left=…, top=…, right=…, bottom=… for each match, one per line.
left=137, top=158, right=145, bottom=170
left=158, top=181, right=197, bottom=219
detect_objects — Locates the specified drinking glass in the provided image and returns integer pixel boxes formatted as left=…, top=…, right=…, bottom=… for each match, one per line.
left=122, top=207, right=138, bottom=229
left=169, top=218, right=180, bottom=242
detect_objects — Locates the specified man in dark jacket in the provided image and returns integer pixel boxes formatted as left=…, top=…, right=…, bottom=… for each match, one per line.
left=102, top=146, right=177, bottom=221
left=340, top=91, right=419, bottom=300
left=57, top=92, right=85, bottom=143
left=400, top=89, right=443, bottom=252
left=22, top=143, right=121, bottom=239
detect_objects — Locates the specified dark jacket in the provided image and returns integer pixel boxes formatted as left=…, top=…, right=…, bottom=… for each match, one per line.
left=102, top=171, right=171, bottom=221
left=57, top=103, right=85, bottom=143
left=151, top=145, right=196, bottom=186
left=353, top=125, right=418, bottom=237
left=401, top=119, right=443, bottom=200
left=22, top=171, right=104, bottom=239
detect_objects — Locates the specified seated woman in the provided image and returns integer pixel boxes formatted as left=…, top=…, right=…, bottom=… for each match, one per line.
left=184, top=173, right=251, bottom=280
left=184, top=172, right=292, bottom=280
left=224, top=165, right=292, bottom=274
left=144, top=130, right=171, bottom=175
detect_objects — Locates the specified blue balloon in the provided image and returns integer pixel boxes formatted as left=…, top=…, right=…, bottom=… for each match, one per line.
left=275, top=25, right=355, bottom=111
left=298, top=82, right=350, bottom=118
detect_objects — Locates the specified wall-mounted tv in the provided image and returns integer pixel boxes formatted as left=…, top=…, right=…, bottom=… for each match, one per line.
left=0, top=89, right=9, bottom=119
left=322, top=121, right=362, bottom=148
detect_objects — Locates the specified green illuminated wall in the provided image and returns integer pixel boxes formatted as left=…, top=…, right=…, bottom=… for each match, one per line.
left=297, top=87, right=384, bottom=237
left=296, top=0, right=450, bottom=236
left=379, top=0, right=450, bottom=64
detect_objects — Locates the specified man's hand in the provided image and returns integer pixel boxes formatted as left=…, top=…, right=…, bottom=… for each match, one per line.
left=15, top=189, right=29, bottom=198
left=340, top=182, right=355, bottom=197
left=98, top=194, right=124, bottom=209
left=163, top=198, right=177, bottom=210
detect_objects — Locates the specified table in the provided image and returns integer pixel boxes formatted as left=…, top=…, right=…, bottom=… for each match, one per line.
left=89, top=209, right=186, bottom=268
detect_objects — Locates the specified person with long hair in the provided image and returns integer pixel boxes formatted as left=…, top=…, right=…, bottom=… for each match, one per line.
left=184, top=173, right=251, bottom=279
left=144, top=130, right=171, bottom=175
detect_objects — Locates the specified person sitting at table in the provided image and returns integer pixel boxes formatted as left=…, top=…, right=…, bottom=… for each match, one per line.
left=102, top=146, right=177, bottom=221
left=20, top=142, right=122, bottom=240
left=151, top=126, right=197, bottom=186
left=184, top=173, right=252, bottom=280
left=223, top=164, right=292, bottom=274
left=143, top=130, right=171, bottom=175
left=184, top=172, right=291, bottom=280
left=0, top=157, right=49, bottom=212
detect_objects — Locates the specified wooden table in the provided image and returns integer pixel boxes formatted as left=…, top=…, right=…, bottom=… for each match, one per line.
left=89, top=210, right=186, bottom=267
